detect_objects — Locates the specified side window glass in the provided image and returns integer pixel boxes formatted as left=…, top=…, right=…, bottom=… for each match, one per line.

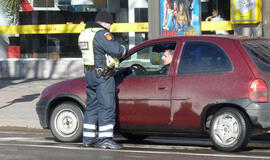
left=178, top=41, right=232, bottom=75
left=118, top=42, right=176, bottom=77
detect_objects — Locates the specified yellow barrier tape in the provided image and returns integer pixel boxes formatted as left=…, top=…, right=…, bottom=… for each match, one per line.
left=111, top=23, right=148, bottom=32
left=0, top=24, right=86, bottom=34
left=0, top=21, right=232, bottom=34
left=0, top=23, right=148, bottom=34
left=201, top=21, right=234, bottom=31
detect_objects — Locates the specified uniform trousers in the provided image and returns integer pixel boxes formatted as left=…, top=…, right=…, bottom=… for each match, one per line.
left=83, top=69, right=116, bottom=145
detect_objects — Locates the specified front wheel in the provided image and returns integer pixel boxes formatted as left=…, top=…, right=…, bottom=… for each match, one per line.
left=50, top=102, right=84, bottom=142
left=210, top=107, right=251, bottom=152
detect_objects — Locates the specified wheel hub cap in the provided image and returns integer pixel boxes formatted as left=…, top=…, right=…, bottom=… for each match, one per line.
left=213, top=113, right=240, bottom=146
left=55, top=110, right=78, bottom=137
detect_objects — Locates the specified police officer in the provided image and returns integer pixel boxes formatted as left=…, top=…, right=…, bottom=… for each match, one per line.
left=78, top=11, right=126, bottom=149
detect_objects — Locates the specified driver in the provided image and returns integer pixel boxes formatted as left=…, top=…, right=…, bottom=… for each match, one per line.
left=116, top=49, right=174, bottom=80
left=159, top=49, right=174, bottom=74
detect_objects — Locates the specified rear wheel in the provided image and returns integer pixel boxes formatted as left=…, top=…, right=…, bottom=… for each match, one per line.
left=210, top=107, right=251, bottom=152
left=50, top=102, right=83, bottom=142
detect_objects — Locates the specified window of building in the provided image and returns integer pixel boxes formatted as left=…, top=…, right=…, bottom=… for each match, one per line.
left=178, top=41, right=233, bottom=75
left=135, top=8, right=148, bottom=46
left=201, top=0, right=231, bottom=34
left=201, top=0, right=230, bottom=21
left=34, top=0, right=55, bottom=7
left=17, top=0, right=132, bottom=59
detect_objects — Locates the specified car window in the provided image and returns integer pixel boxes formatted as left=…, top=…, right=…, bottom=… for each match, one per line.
left=118, top=42, right=176, bottom=77
left=242, top=40, right=270, bottom=74
left=178, top=41, right=233, bottom=75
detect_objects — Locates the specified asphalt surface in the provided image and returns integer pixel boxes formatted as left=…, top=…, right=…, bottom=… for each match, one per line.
left=0, top=78, right=64, bottom=129
left=2, top=129, right=270, bottom=160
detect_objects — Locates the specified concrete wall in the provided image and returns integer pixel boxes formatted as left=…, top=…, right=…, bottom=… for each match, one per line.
left=0, top=59, right=85, bottom=79
left=234, top=23, right=262, bottom=37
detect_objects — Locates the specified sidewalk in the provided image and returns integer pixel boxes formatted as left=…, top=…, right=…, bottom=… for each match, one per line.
left=0, top=79, right=63, bottom=129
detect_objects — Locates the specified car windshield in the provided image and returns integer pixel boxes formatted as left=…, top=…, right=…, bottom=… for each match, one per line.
left=242, top=40, right=270, bottom=73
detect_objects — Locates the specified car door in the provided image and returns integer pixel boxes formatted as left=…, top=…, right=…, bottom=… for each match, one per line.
left=170, top=40, right=234, bottom=127
left=116, top=41, right=177, bottom=126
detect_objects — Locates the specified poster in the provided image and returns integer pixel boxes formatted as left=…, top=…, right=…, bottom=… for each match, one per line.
left=231, top=0, right=262, bottom=24
left=160, top=0, right=200, bottom=37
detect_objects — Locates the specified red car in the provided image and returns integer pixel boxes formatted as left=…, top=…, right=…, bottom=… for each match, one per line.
left=36, top=36, right=270, bottom=152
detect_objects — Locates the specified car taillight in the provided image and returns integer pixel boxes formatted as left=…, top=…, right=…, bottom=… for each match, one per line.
left=249, top=79, right=268, bottom=102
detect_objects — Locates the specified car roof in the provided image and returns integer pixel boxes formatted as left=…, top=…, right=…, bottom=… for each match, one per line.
left=128, top=35, right=270, bottom=54
left=147, top=35, right=270, bottom=43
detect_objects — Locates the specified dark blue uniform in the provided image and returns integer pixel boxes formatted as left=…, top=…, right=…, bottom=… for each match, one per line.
left=81, top=23, right=126, bottom=146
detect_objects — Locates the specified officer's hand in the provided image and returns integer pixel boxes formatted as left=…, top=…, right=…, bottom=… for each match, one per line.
left=114, top=67, right=132, bottom=84
left=124, top=67, right=133, bottom=75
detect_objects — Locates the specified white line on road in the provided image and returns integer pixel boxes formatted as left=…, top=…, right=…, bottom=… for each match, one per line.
left=0, top=137, right=34, bottom=141
left=0, top=143, right=270, bottom=160
left=0, top=137, right=56, bottom=143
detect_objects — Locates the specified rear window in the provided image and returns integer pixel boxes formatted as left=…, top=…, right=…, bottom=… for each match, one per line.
left=178, top=41, right=233, bottom=75
left=242, top=40, right=270, bottom=73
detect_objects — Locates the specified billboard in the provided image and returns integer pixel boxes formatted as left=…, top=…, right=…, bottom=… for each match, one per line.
left=231, top=0, right=262, bottom=24
left=160, top=0, right=200, bottom=37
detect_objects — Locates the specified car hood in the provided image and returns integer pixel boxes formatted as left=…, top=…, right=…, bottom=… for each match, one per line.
left=41, top=77, right=86, bottom=99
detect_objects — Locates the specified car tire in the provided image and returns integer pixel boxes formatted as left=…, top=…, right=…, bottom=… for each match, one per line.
left=121, top=133, right=148, bottom=142
left=50, top=102, right=83, bottom=142
left=210, top=107, right=251, bottom=152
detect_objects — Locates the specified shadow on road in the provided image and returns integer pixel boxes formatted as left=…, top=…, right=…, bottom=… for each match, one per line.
left=0, top=93, right=40, bottom=110
left=0, top=79, right=39, bottom=90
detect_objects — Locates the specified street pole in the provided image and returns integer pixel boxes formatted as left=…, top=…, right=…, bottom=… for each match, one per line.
left=262, top=0, right=270, bottom=37
left=148, top=0, right=160, bottom=39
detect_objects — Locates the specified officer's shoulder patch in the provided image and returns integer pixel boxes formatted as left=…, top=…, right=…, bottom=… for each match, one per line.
left=104, top=32, right=112, bottom=41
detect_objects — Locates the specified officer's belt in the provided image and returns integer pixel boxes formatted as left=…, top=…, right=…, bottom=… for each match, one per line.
left=84, top=65, right=114, bottom=80
left=84, top=65, right=95, bottom=71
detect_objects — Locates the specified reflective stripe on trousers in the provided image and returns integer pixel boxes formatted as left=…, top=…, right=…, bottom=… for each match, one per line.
left=83, top=123, right=96, bottom=138
left=83, top=123, right=114, bottom=138
left=99, top=124, right=114, bottom=138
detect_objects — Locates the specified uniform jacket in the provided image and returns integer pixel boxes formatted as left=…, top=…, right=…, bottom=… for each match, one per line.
left=84, top=22, right=126, bottom=68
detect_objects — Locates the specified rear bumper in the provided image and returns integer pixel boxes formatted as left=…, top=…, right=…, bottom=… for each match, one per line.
left=246, top=102, right=270, bottom=129
left=36, top=98, right=50, bottom=129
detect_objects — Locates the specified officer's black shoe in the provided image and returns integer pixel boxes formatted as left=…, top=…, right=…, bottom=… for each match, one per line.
left=83, top=138, right=100, bottom=147
left=95, top=138, right=123, bottom=150
left=83, top=143, right=96, bottom=148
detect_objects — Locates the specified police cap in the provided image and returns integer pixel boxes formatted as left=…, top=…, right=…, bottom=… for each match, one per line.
left=95, top=11, right=114, bottom=24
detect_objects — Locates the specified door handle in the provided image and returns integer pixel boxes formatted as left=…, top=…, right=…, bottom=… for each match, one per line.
left=158, top=86, right=168, bottom=90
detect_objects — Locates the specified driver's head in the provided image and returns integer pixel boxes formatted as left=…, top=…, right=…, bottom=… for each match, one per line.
left=162, top=49, right=174, bottom=65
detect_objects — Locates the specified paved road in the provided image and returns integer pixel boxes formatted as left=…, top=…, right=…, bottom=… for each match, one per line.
left=1, top=128, right=270, bottom=160
left=0, top=79, right=63, bottom=128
